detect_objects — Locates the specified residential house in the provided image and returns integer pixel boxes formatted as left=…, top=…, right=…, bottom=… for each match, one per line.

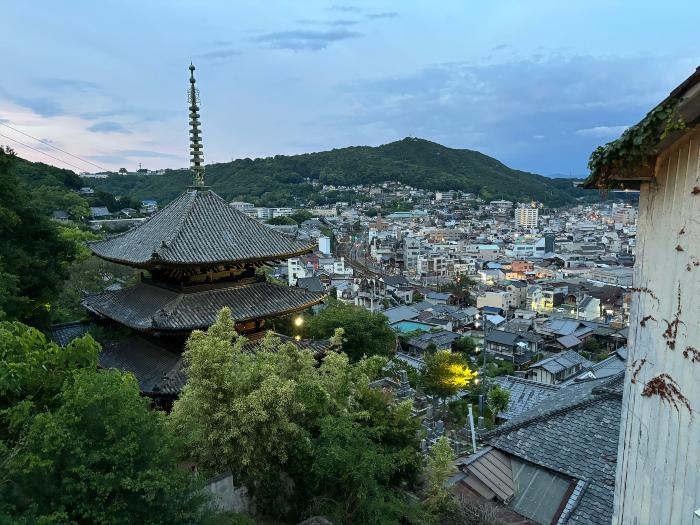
left=527, top=350, right=591, bottom=385
left=406, top=330, right=461, bottom=354
left=450, top=374, right=622, bottom=525
left=505, top=281, right=528, bottom=309
left=52, top=210, right=71, bottom=223
left=484, top=329, right=542, bottom=366
left=425, top=291, right=453, bottom=305
left=491, top=375, right=561, bottom=421
left=89, top=206, right=111, bottom=219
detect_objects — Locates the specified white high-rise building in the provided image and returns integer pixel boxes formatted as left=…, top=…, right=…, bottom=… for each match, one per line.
left=515, top=204, right=539, bottom=228
left=318, top=235, right=331, bottom=255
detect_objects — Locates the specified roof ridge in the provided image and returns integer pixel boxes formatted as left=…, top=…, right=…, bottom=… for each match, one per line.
left=155, top=189, right=200, bottom=258
left=497, top=375, right=562, bottom=390
left=482, top=390, right=619, bottom=440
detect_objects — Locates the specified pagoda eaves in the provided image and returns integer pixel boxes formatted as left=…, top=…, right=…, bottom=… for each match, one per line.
left=88, top=189, right=315, bottom=268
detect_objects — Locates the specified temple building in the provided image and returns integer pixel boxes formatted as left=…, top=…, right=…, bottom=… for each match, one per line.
left=79, top=64, right=327, bottom=403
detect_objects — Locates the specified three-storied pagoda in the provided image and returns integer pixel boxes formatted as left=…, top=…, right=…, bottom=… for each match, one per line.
left=83, top=64, right=325, bottom=349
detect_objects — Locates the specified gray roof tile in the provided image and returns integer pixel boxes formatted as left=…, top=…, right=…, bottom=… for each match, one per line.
left=89, top=189, right=314, bottom=267
left=83, top=280, right=325, bottom=332
left=483, top=374, right=623, bottom=525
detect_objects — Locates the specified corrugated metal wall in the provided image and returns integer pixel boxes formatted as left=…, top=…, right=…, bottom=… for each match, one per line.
left=614, top=127, right=700, bottom=524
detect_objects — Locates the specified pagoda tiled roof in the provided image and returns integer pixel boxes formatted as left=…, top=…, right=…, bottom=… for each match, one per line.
left=83, top=280, right=326, bottom=332
left=88, top=188, right=315, bottom=267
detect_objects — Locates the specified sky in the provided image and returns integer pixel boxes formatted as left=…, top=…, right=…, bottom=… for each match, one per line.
left=2, top=1, right=699, bottom=176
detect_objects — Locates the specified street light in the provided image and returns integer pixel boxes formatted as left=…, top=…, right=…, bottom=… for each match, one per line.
left=294, top=316, right=304, bottom=327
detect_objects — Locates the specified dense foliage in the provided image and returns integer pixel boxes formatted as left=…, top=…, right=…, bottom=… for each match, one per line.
left=486, top=384, right=511, bottom=422
left=170, top=309, right=423, bottom=523
left=90, top=138, right=591, bottom=207
left=0, top=322, right=209, bottom=525
left=422, top=350, right=478, bottom=400
left=306, top=303, right=397, bottom=362
left=0, top=148, right=81, bottom=327
left=587, top=101, right=686, bottom=187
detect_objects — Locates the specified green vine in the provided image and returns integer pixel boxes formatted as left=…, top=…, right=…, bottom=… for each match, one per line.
left=586, top=100, right=686, bottom=187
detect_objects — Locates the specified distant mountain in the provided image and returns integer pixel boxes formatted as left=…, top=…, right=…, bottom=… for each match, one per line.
left=88, top=138, right=592, bottom=207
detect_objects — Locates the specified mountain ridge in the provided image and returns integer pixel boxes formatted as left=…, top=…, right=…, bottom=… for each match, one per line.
left=41, top=137, right=592, bottom=207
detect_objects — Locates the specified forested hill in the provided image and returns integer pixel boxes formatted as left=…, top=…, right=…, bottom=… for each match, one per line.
left=93, top=138, right=588, bottom=207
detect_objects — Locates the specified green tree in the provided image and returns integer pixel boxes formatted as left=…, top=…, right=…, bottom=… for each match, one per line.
left=487, top=384, right=511, bottom=423
left=452, top=336, right=477, bottom=354
left=289, top=209, right=313, bottom=224
left=422, top=350, right=477, bottom=401
left=31, top=184, right=90, bottom=219
left=0, top=147, right=79, bottom=326
left=170, top=309, right=421, bottom=522
left=0, top=321, right=208, bottom=525
left=307, top=304, right=396, bottom=362
left=423, top=435, right=457, bottom=515
left=266, top=215, right=297, bottom=225
left=583, top=337, right=601, bottom=353
left=309, top=413, right=423, bottom=525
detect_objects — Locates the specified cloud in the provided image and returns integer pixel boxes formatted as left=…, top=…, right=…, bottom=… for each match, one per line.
left=339, top=53, right=695, bottom=173
left=37, top=78, right=102, bottom=92
left=85, top=149, right=180, bottom=166
left=80, top=107, right=177, bottom=122
left=296, top=18, right=359, bottom=27
left=366, top=12, right=398, bottom=19
left=252, top=28, right=361, bottom=51
left=12, top=96, right=63, bottom=117
left=328, top=5, right=362, bottom=12
left=88, top=121, right=131, bottom=134
left=196, top=47, right=240, bottom=60
left=575, top=125, right=629, bottom=138
left=85, top=154, right=127, bottom=165
left=116, top=149, right=178, bottom=158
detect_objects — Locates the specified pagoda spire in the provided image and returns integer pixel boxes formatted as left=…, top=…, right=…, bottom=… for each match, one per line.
left=188, top=63, right=205, bottom=187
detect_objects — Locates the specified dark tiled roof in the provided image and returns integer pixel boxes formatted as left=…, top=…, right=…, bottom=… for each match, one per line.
left=51, top=321, right=90, bottom=347
left=486, top=329, right=542, bottom=347
left=492, top=375, right=561, bottom=420
left=380, top=275, right=410, bottom=287
left=99, top=337, right=181, bottom=393
left=484, top=374, right=623, bottom=525
left=89, top=189, right=315, bottom=267
left=83, top=280, right=326, bottom=332
left=562, top=348, right=627, bottom=385
left=296, top=276, right=325, bottom=292
left=407, top=330, right=461, bottom=350
left=530, top=350, right=591, bottom=374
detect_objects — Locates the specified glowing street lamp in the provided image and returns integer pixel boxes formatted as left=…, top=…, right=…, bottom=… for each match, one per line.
left=294, top=316, right=304, bottom=327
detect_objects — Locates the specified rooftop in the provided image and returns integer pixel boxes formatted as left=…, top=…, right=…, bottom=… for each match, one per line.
left=89, top=189, right=315, bottom=268
left=480, top=374, right=624, bottom=525
left=83, top=280, right=325, bottom=332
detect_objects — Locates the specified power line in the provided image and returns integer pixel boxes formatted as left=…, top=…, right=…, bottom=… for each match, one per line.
left=0, top=131, right=92, bottom=173
left=0, top=120, right=107, bottom=172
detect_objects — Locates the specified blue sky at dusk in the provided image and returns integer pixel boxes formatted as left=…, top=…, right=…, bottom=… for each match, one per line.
left=2, top=1, right=698, bottom=175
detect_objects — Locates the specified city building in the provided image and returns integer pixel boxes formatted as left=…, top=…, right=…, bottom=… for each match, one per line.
left=515, top=203, right=539, bottom=228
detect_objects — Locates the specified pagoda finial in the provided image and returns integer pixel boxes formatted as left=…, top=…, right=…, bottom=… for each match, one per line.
left=188, top=63, right=205, bottom=187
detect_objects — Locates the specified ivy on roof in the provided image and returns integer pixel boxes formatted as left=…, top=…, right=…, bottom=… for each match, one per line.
left=585, top=100, right=686, bottom=188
